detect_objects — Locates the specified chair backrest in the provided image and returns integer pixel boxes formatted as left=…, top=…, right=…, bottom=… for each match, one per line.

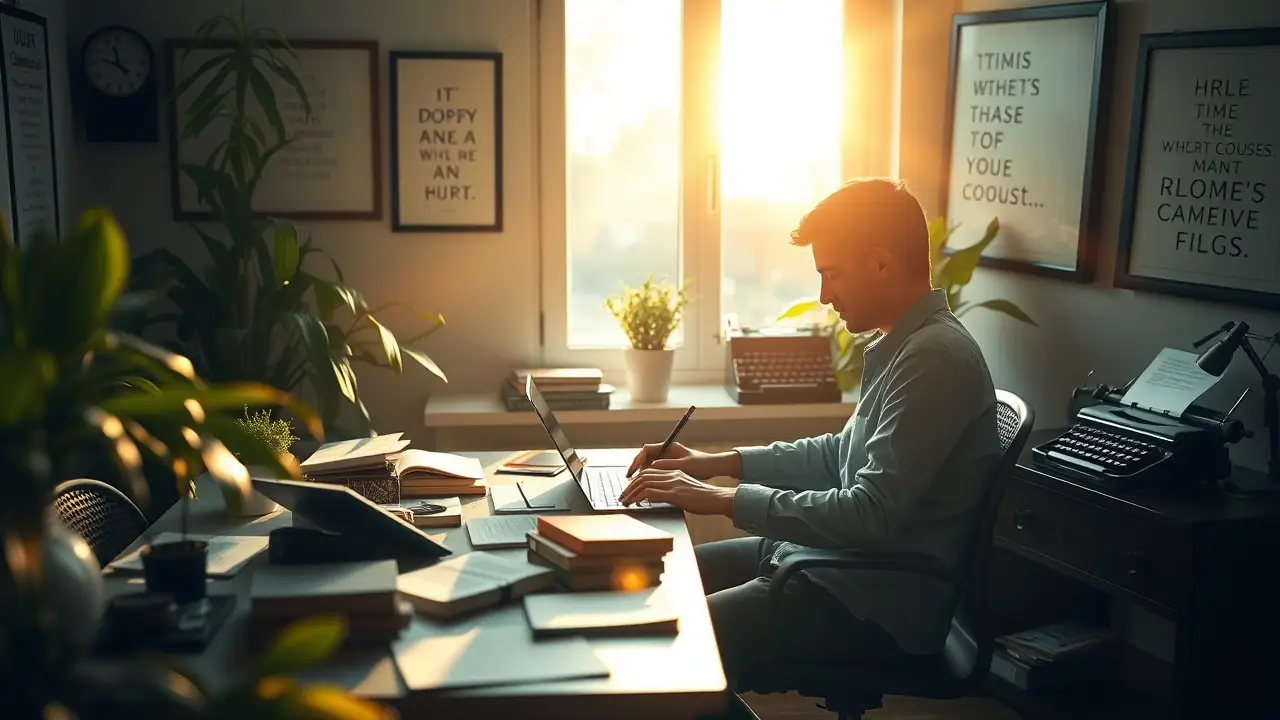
left=52, top=479, right=149, bottom=567
left=940, top=389, right=1034, bottom=685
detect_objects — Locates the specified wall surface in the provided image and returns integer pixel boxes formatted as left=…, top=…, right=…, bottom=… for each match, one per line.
left=903, top=0, right=1280, bottom=473
left=69, top=0, right=541, bottom=442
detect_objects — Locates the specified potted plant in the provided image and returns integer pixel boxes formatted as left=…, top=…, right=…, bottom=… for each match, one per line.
left=778, top=216, right=1037, bottom=391
left=605, top=275, right=691, bottom=403
left=127, top=3, right=446, bottom=438
left=0, top=207, right=323, bottom=715
left=231, top=406, right=300, bottom=516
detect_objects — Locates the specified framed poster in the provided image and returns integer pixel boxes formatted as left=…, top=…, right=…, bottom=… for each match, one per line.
left=1116, top=28, right=1280, bottom=309
left=389, top=51, right=503, bottom=232
left=0, top=4, right=59, bottom=245
left=941, top=1, right=1111, bottom=282
left=167, top=39, right=381, bottom=221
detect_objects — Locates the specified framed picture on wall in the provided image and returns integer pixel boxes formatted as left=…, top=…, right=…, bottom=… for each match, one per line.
left=940, top=1, right=1111, bottom=282
left=0, top=3, right=59, bottom=245
left=1115, top=28, right=1280, bottom=309
left=167, top=39, right=381, bottom=221
left=389, top=50, right=503, bottom=232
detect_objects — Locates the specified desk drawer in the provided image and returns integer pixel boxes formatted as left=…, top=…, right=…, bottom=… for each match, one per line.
left=995, top=478, right=1185, bottom=609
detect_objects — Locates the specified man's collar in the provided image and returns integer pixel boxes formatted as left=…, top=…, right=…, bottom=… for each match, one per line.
left=865, top=289, right=950, bottom=356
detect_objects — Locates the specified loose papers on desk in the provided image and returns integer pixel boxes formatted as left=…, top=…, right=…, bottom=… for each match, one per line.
left=108, top=533, right=267, bottom=577
left=1119, top=347, right=1222, bottom=418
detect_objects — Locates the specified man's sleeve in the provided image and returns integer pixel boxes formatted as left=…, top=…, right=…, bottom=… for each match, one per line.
left=730, top=344, right=982, bottom=546
left=732, top=432, right=843, bottom=492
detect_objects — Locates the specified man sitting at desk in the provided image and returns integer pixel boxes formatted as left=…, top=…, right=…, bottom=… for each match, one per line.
left=620, top=178, right=1001, bottom=690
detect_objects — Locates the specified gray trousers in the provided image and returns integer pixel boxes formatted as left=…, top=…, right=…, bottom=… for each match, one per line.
left=695, top=537, right=905, bottom=689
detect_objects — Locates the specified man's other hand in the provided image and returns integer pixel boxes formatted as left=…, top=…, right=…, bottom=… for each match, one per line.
left=626, top=444, right=739, bottom=481
left=619, top=467, right=735, bottom=516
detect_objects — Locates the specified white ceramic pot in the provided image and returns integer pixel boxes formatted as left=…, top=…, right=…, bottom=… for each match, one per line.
left=623, top=347, right=675, bottom=403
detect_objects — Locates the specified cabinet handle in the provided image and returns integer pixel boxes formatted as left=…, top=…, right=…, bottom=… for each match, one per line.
left=1123, top=550, right=1148, bottom=576
left=1013, top=509, right=1034, bottom=531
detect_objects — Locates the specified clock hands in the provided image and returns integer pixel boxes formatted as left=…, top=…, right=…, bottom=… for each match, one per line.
left=106, top=43, right=128, bottom=74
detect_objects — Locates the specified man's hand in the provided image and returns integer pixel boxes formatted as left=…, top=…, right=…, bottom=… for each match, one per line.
left=619, top=467, right=736, bottom=516
left=626, top=442, right=741, bottom=481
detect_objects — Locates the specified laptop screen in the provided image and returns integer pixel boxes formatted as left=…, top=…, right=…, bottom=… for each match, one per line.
left=524, top=376, right=586, bottom=481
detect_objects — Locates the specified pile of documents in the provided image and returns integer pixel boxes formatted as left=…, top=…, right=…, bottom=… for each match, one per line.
left=527, top=515, right=671, bottom=592
left=247, top=560, right=411, bottom=648
left=500, top=367, right=613, bottom=412
left=397, top=449, right=487, bottom=498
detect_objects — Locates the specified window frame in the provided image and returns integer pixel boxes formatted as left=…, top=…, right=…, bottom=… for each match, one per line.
left=537, top=0, right=874, bottom=377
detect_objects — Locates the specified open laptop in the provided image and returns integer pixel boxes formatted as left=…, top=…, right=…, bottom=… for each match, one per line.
left=525, top=376, right=674, bottom=513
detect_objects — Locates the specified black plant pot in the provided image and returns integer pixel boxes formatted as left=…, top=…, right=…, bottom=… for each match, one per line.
left=140, top=540, right=207, bottom=605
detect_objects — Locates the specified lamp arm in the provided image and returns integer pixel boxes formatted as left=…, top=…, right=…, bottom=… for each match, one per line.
left=1239, top=337, right=1280, bottom=481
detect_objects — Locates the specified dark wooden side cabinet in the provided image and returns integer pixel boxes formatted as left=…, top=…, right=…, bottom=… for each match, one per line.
left=985, top=429, right=1280, bottom=720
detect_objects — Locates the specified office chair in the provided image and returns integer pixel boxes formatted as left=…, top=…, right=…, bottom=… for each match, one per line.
left=737, top=389, right=1035, bottom=720
left=52, top=478, right=150, bottom=567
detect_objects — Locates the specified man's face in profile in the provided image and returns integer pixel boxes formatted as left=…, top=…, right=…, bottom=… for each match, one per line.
left=812, top=237, right=884, bottom=334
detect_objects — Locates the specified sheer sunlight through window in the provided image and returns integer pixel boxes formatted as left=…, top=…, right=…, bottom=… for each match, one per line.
left=720, top=0, right=845, bottom=331
left=565, top=0, right=682, bottom=349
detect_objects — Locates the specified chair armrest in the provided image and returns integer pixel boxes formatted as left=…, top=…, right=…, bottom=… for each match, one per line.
left=769, top=549, right=973, bottom=618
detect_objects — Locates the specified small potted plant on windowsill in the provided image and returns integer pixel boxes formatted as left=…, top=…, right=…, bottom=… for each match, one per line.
left=605, top=275, right=690, bottom=403
left=232, top=407, right=300, bottom=516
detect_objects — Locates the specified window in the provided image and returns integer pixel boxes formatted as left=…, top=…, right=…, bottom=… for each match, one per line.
left=540, top=0, right=855, bottom=374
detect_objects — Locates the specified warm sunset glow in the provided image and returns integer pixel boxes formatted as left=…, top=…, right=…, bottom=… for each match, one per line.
left=719, top=0, right=845, bottom=201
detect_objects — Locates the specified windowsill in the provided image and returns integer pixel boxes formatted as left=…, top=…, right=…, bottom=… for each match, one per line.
left=423, top=383, right=857, bottom=428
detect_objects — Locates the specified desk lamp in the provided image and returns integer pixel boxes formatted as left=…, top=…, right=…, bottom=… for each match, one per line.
left=1192, top=320, right=1280, bottom=497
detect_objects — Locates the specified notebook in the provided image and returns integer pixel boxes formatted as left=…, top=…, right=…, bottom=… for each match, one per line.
left=466, top=514, right=540, bottom=549
left=392, top=624, right=609, bottom=691
left=299, top=433, right=410, bottom=474
left=496, top=449, right=567, bottom=476
left=250, top=560, right=399, bottom=616
left=522, top=586, right=679, bottom=637
left=394, top=449, right=485, bottom=482
left=108, top=533, right=268, bottom=577
left=398, top=551, right=555, bottom=618
left=536, top=514, right=674, bottom=556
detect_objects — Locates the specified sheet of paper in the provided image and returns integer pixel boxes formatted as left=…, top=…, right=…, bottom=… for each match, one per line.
left=489, top=481, right=570, bottom=513
left=523, top=587, right=678, bottom=635
left=465, top=515, right=539, bottom=549
left=1119, top=347, right=1223, bottom=417
left=108, top=533, right=268, bottom=577
left=392, top=623, right=608, bottom=690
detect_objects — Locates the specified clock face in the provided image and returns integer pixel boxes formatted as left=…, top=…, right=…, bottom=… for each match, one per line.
left=83, top=28, right=152, bottom=98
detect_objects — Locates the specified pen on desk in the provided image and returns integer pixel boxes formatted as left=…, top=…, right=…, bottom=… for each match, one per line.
left=654, top=405, right=697, bottom=463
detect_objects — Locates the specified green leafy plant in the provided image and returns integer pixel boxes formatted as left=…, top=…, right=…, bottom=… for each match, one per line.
left=0, top=207, right=326, bottom=716
left=235, top=407, right=298, bottom=455
left=604, top=275, right=691, bottom=351
left=131, top=2, right=446, bottom=437
left=778, top=216, right=1037, bottom=390
left=63, top=615, right=394, bottom=719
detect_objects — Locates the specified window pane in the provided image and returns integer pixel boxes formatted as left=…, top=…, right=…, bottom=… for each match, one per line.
left=565, top=0, right=683, bottom=348
left=720, top=0, right=844, bottom=330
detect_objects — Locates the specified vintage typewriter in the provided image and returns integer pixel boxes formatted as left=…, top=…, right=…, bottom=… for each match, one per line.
left=1031, top=373, right=1249, bottom=491
left=724, top=327, right=842, bottom=405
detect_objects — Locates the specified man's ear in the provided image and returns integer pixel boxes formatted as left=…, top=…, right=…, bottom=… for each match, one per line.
left=870, top=246, right=894, bottom=276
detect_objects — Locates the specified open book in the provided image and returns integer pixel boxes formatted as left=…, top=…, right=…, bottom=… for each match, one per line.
left=394, top=449, right=485, bottom=483
left=398, top=551, right=555, bottom=619
left=299, top=433, right=410, bottom=474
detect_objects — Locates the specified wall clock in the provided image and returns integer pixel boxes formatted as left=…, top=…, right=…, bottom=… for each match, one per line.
left=79, top=25, right=158, bottom=143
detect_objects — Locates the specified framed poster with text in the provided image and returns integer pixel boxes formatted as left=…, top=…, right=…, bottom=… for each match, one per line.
left=167, top=39, right=381, bottom=221
left=0, top=4, right=59, bottom=245
left=1115, top=28, right=1280, bottom=309
left=389, top=51, right=503, bottom=232
left=941, top=1, right=1111, bottom=282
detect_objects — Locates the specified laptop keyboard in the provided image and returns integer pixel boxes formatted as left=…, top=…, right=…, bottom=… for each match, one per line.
left=587, top=466, right=650, bottom=508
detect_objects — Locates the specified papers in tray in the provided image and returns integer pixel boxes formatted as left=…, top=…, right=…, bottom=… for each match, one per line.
left=108, top=532, right=268, bottom=577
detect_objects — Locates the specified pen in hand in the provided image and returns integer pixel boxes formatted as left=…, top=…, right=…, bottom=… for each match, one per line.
left=650, top=405, right=696, bottom=467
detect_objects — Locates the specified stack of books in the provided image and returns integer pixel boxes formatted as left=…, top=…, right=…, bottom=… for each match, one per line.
left=527, top=515, right=673, bottom=591
left=501, top=367, right=613, bottom=411
left=991, top=622, right=1112, bottom=691
left=299, top=433, right=410, bottom=505
left=246, top=560, right=411, bottom=648
left=396, top=449, right=488, bottom=498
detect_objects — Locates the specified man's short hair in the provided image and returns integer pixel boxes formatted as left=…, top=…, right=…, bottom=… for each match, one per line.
left=790, top=178, right=930, bottom=278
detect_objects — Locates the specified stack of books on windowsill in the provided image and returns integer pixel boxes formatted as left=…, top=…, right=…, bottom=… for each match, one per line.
left=500, top=367, right=613, bottom=412
left=526, top=515, right=672, bottom=592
